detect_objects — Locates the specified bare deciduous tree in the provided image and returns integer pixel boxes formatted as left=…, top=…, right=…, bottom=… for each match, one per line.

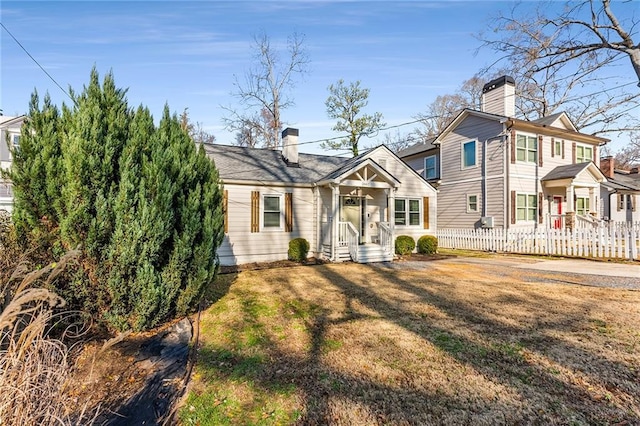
left=223, top=32, right=309, bottom=149
left=478, top=0, right=640, bottom=136
left=615, top=132, right=640, bottom=169
left=179, top=108, right=216, bottom=145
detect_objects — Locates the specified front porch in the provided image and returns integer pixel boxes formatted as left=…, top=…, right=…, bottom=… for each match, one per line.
left=321, top=221, right=394, bottom=263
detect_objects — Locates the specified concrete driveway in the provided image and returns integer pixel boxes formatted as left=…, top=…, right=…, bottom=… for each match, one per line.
left=515, top=258, right=640, bottom=278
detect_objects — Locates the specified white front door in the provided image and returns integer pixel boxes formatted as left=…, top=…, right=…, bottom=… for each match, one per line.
left=341, top=196, right=364, bottom=243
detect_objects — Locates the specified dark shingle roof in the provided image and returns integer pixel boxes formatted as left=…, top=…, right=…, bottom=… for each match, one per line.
left=204, top=144, right=348, bottom=184
left=602, top=170, right=640, bottom=191
left=531, top=112, right=566, bottom=127
left=542, top=162, right=593, bottom=181
left=396, top=137, right=438, bottom=158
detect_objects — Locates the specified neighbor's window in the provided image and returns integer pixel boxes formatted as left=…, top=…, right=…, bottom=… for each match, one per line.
left=554, top=140, right=562, bottom=156
left=424, top=155, right=437, bottom=179
left=516, top=134, right=538, bottom=163
left=467, top=194, right=478, bottom=213
left=263, top=195, right=281, bottom=228
left=516, top=193, right=537, bottom=221
left=11, top=134, right=20, bottom=147
left=576, top=145, right=593, bottom=163
left=462, top=141, right=476, bottom=168
left=576, top=197, right=590, bottom=215
left=395, top=198, right=420, bottom=226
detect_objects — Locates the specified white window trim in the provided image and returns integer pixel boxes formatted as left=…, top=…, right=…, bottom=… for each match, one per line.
left=554, top=140, right=562, bottom=157
left=261, top=193, right=284, bottom=231
left=11, top=133, right=20, bottom=147
left=575, top=196, right=590, bottom=215
left=516, top=192, right=538, bottom=223
left=394, top=198, right=422, bottom=227
left=461, top=140, right=478, bottom=170
left=424, top=155, right=437, bottom=180
left=515, top=132, right=538, bottom=164
left=466, top=194, right=479, bottom=213
left=576, top=144, right=594, bottom=163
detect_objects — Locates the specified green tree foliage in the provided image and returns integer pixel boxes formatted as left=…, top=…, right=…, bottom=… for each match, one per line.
left=323, top=79, right=385, bottom=157
left=8, top=68, right=225, bottom=331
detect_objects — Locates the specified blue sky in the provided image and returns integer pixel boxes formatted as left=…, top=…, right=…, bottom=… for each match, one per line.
left=1, top=1, right=637, bottom=154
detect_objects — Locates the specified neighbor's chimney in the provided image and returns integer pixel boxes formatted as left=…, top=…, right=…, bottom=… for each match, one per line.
left=282, top=127, right=299, bottom=167
left=600, top=156, right=615, bottom=178
left=481, top=75, right=515, bottom=117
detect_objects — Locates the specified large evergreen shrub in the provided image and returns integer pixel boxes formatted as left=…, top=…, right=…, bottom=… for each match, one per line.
left=7, top=68, right=225, bottom=331
left=417, top=235, right=438, bottom=254
left=394, top=235, right=415, bottom=256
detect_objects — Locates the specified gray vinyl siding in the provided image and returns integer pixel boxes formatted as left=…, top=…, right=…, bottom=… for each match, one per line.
left=440, top=115, right=503, bottom=182
left=0, top=130, right=11, bottom=162
left=218, top=183, right=316, bottom=265
left=438, top=115, right=505, bottom=228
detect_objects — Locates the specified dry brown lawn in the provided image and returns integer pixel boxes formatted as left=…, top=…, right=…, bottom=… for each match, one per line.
left=180, top=258, right=640, bottom=425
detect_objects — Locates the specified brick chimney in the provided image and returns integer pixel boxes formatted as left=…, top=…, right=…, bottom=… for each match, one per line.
left=481, top=75, right=515, bottom=117
left=600, top=156, right=615, bottom=178
left=282, top=127, right=299, bottom=167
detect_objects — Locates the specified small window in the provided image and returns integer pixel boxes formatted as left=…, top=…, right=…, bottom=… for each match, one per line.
left=12, top=134, right=20, bottom=147
left=554, top=140, right=562, bottom=156
left=516, top=134, right=538, bottom=163
left=462, top=141, right=476, bottom=168
left=263, top=195, right=281, bottom=228
left=576, top=197, right=590, bottom=215
left=467, top=195, right=478, bottom=213
left=576, top=145, right=593, bottom=163
left=424, top=155, right=437, bottom=179
left=516, top=193, right=537, bottom=221
left=394, top=198, right=420, bottom=226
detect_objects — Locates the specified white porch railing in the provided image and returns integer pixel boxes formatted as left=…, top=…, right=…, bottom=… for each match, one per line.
left=379, top=221, right=392, bottom=255
left=345, top=222, right=359, bottom=262
left=338, top=221, right=351, bottom=247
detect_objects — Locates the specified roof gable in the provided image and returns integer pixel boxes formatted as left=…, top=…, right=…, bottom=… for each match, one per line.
left=542, top=162, right=606, bottom=184
left=531, top=112, right=577, bottom=131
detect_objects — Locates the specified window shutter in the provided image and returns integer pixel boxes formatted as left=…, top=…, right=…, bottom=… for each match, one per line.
left=251, top=191, right=260, bottom=232
left=617, top=194, right=623, bottom=212
left=423, top=197, right=429, bottom=229
left=593, top=146, right=597, bottom=163
left=562, top=140, right=565, bottom=159
left=538, top=192, right=544, bottom=224
left=510, top=129, right=516, bottom=164
left=538, top=136, right=543, bottom=166
left=551, top=138, right=555, bottom=158
left=223, top=190, right=228, bottom=234
left=572, top=142, right=576, bottom=164
left=285, top=192, right=293, bottom=232
left=511, top=190, right=516, bottom=224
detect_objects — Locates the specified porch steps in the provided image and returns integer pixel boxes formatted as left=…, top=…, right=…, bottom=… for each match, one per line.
left=356, top=244, right=393, bottom=263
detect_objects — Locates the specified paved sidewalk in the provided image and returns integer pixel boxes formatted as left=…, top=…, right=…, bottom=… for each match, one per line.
left=515, top=259, right=640, bottom=278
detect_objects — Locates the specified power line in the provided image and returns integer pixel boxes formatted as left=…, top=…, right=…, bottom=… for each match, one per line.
left=0, top=22, right=75, bottom=105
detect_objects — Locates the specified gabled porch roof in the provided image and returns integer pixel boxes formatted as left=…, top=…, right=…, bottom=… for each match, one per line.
left=541, top=162, right=606, bottom=188
left=316, top=157, right=400, bottom=189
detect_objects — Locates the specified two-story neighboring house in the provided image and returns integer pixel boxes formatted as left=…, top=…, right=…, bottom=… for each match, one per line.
left=399, top=76, right=609, bottom=230
left=0, top=115, right=25, bottom=212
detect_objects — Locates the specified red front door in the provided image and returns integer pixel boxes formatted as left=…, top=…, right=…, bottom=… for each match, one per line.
left=553, top=196, right=563, bottom=229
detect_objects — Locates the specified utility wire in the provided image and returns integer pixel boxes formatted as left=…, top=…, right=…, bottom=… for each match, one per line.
left=0, top=22, right=75, bottom=105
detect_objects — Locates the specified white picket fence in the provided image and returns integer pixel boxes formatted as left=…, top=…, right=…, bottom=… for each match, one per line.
left=437, top=223, right=640, bottom=260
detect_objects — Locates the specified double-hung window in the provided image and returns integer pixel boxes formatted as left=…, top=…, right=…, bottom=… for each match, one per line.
left=554, top=140, right=562, bottom=156
left=516, top=134, right=538, bottom=163
left=516, top=193, right=537, bottom=221
left=395, top=198, right=420, bottom=226
left=576, top=145, right=593, bottom=163
left=424, top=155, right=437, bottom=179
left=263, top=195, right=282, bottom=228
left=576, top=197, right=590, bottom=215
left=462, top=141, right=476, bottom=168
left=467, top=195, right=478, bottom=213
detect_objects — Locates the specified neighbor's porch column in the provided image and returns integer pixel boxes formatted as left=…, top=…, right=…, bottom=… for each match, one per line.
left=331, top=184, right=339, bottom=261
left=566, top=184, right=575, bottom=230
left=588, top=187, right=597, bottom=217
